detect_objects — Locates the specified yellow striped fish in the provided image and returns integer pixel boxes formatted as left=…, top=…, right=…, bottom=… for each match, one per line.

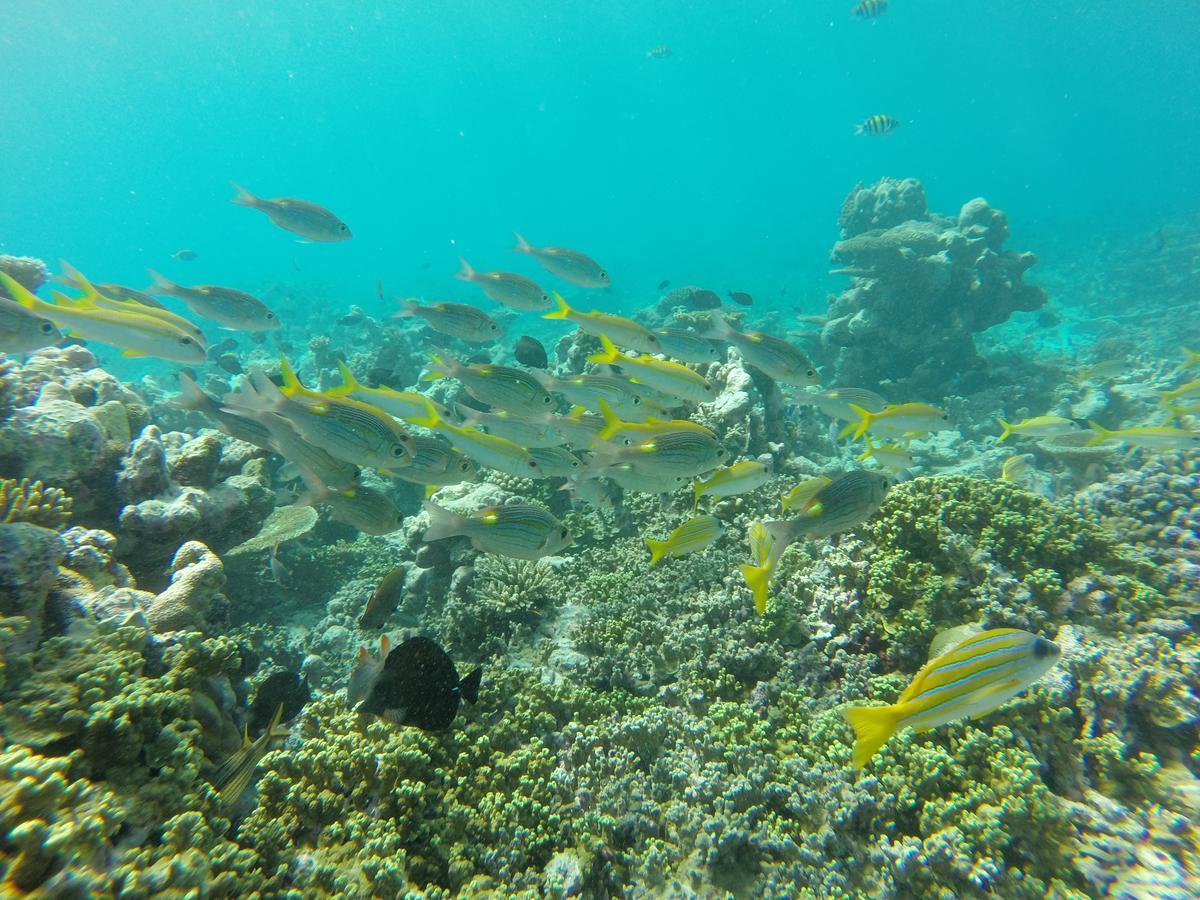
left=534, top=370, right=659, bottom=421
left=780, top=475, right=833, bottom=513
left=327, top=361, right=451, bottom=423
left=843, top=628, right=1061, bottom=768
left=596, top=398, right=715, bottom=445
left=693, top=459, right=773, bottom=508
left=410, top=398, right=544, bottom=478
left=645, top=514, right=723, bottom=565
left=544, top=292, right=662, bottom=355
left=588, top=334, right=716, bottom=404
left=424, top=348, right=555, bottom=413
left=212, top=703, right=290, bottom=806
left=423, top=500, right=571, bottom=560
left=739, top=519, right=780, bottom=615
left=855, top=114, right=899, bottom=136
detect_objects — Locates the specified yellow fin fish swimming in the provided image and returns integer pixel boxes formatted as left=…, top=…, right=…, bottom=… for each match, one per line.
left=645, top=514, right=723, bottom=565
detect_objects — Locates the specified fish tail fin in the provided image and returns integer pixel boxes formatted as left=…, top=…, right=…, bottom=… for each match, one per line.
left=460, top=666, right=483, bottom=704
left=997, top=419, right=1014, bottom=442
left=740, top=564, right=772, bottom=615
left=57, top=260, right=101, bottom=302
left=646, top=537, right=670, bottom=566
left=848, top=403, right=874, bottom=440
left=230, top=181, right=259, bottom=207
left=512, top=231, right=532, bottom=254
left=835, top=420, right=859, bottom=441
left=330, top=360, right=362, bottom=396
left=277, top=357, right=307, bottom=397
left=854, top=123, right=866, bottom=136
left=409, top=397, right=442, bottom=430
left=843, top=704, right=899, bottom=768
left=422, top=499, right=464, bottom=542
left=1161, top=402, right=1180, bottom=425
left=422, top=352, right=449, bottom=382
left=543, top=291, right=572, bottom=320
left=587, top=334, right=621, bottom=366
left=1086, top=420, right=1113, bottom=446
left=856, top=436, right=875, bottom=461
left=146, top=269, right=177, bottom=295
left=0, top=271, right=47, bottom=312
left=1184, top=347, right=1200, bottom=369
left=294, top=464, right=334, bottom=508
left=698, top=312, right=731, bottom=341
left=692, top=482, right=703, bottom=510
left=393, top=298, right=419, bottom=319
left=596, top=398, right=627, bottom=441
left=174, top=372, right=218, bottom=415
left=454, top=257, right=477, bottom=282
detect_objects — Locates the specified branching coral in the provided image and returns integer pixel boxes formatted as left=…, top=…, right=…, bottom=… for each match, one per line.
left=0, top=477, right=73, bottom=529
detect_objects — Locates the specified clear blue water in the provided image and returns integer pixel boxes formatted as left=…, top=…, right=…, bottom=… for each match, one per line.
left=3, top=1, right=1197, bottom=324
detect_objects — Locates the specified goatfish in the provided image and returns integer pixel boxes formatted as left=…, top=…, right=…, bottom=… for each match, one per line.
left=1163, top=401, right=1200, bottom=424
left=231, top=182, right=351, bottom=242
left=513, top=232, right=610, bottom=288
left=147, top=271, right=280, bottom=331
left=0, top=297, right=62, bottom=354
left=211, top=703, right=290, bottom=806
left=843, top=628, right=1061, bottom=768
left=455, top=258, right=551, bottom=311
left=588, top=334, right=716, bottom=404
left=1160, top=381, right=1200, bottom=408
left=1086, top=421, right=1200, bottom=451
left=424, top=349, right=555, bottom=414
left=652, top=328, right=723, bottom=365
left=423, top=500, right=571, bottom=560
left=997, top=415, right=1081, bottom=442
left=391, top=435, right=479, bottom=492
left=59, top=262, right=207, bottom=346
left=855, top=114, right=899, bottom=136
left=1000, top=454, right=1032, bottom=482
left=395, top=299, right=502, bottom=343
left=780, top=475, right=833, bottom=514
left=544, top=292, right=661, bottom=354
left=411, top=398, right=544, bottom=478
left=693, top=459, right=774, bottom=508
left=596, top=398, right=715, bottom=445
left=534, top=370, right=662, bottom=421
left=857, top=437, right=913, bottom=473
left=646, top=515, right=723, bottom=565
left=848, top=402, right=951, bottom=441
left=702, top=315, right=819, bottom=386
left=224, top=364, right=415, bottom=472
left=295, top=466, right=403, bottom=535
left=590, top=428, right=728, bottom=480
left=329, top=361, right=450, bottom=423
left=453, top=404, right=564, bottom=448
left=0, top=271, right=206, bottom=363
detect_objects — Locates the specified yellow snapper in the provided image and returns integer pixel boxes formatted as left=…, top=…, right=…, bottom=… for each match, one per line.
left=0, top=297, right=61, bottom=354
left=590, top=428, right=728, bottom=479
left=259, top=411, right=363, bottom=493
left=653, top=328, right=723, bottom=365
left=0, top=272, right=206, bottom=363
left=780, top=475, right=833, bottom=514
left=997, top=415, right=1081, bottom=442
left=395, top=299, right=502, bottom=343
left=296, top=466, right=403, bottom=535
left=543, top=292, right=661, bottom=354
left=453, top=404, right=565, bottom=448
left=59, top=262, right=208, bottom=347
left=212, top=703, right=291, bottom=807
left=424, top=349, right=555, bottom=414
left=795, top=388, right=887, bottom=433
left=513, top=232, right=610, bottom=288
left=1160, top=381, right=1200, bottom=407
left=534, top=370, right=661, bottom=421
left=703, top=315, right=819, bottom=386
left=225, top=365, right=415, bottom=472
left=411, top=398, right=544, bottom=478
left=843, top=627, right=1061, bottom=768
left=231, top=182, right=351, bottom=242
left=1086, top=421, right=1200, bottom=451
left=646, top=514, right=723, bottom=565
left=455, top=258, right=551, bottom=311
left=423, top=500, right=571, bottom=560
left=148, top=270, right=280, bottom=332
left=1000, top=454, right=1032, bottom=482
left=693, top=459, right=774, bottom=507
left=589, top=334, right=716, bottom=404
left=328, top=361, right=451, bottom=423
left=857, top=437, right=914, bottom=473
left=849, top=402, right=951, bottom=441
left=596, top=398, right=715, bottom=446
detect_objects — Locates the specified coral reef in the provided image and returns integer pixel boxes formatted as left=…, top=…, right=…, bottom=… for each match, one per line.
left=823, top=177, right=1046, bottom=396
left=0, top=477, right=73, bottom=529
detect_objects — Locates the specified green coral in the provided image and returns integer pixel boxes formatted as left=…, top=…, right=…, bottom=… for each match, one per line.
left=0, top=477, right=72, bottom=529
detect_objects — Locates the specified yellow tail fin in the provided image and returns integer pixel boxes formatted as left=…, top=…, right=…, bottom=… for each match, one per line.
left=587, top=334, right=621, bottom=366
left=843, top=704, right=899, bottom=768
left=410, top=397, right=442, bottom=430
left=421, top=353, right=448, bottom=382
left=646, top=537, right=669, bottom=565
left=1086, top=420, right=1112, bottom=447
left=848, top=403, right=875, bottom=441
left=856, top=436, right=876, bottom=461
left=543, top=291, right=572, bottom=320
left=596, top=397, right=627, bottom=441
left=740, top=563, right=772, bottom=615
left=0, top=272, right=47, bottom=312
left=327, top=360, right=362, bottom=397
left=997, top=418, right=1014, bottom=442
left=278, top=357, right=309, bottom=397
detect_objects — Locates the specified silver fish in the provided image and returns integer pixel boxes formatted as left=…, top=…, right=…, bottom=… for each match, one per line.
left=231, top=182, right=351, bottom=242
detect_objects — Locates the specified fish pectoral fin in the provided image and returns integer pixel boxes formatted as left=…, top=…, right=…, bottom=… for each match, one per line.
left=121, top=349, right=149, bottom=358
left=964, top=678, right=1023, bottom=719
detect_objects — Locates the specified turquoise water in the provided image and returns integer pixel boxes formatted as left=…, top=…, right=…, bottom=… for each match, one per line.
left=4, top=1, right=1197, bottom=322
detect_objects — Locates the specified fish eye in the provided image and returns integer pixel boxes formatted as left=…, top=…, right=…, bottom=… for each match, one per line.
left=266, top=312, right=277, bottom=320
left=806, top=369, right=816, bottom=378
left=560, top=528, right=569, bottom=538
left=340, top=224, right=349, bottom=232
left=632, top=396, right=642, bottom=406
left=40, top=322, right=55, bottom=334
left=528, top=460, right=538, bottom=469
left=941, top=413, right=950, bottom=421
left=717, top=448, right=727, bottom=457
left=391, top=446, right=407, bottom=457
left=180, top=336, right=194, bottom=345
left=600, top=271, right=608, bottom=278
left=543, top=395, right=553, bottom=405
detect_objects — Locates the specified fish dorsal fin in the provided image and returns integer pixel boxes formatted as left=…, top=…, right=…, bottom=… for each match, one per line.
left=358, top=646, right=369, bottom=664
left=241, top=722, right=251, bottom=748
left=380, top=634, right=391, bottom=657
left=459, top=666, right=483, bottom=704
left=927, top=622, right=984, bottom=661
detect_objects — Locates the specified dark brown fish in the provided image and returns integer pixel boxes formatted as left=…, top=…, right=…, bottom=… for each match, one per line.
left=216, top=353, right=243, bottom=375
left=657, top=279, right=671, bottom=290
left=514, top=335, right=549, bottom=369
left=360, top=565, right=405, bottom=629
left=685, top=289, right=722, bottom=310
left=358, top=636, right=482, bottom=731
left=727, top=290, right=753, bottom=307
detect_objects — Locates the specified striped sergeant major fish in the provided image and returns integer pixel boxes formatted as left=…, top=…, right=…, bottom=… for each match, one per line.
left=843, top=627, right=1061, bottom=768
left=855, top=114, right=899, bottom=136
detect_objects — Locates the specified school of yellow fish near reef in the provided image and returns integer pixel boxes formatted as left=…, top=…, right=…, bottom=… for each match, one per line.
left=3, top=175, right=1198, bottom=770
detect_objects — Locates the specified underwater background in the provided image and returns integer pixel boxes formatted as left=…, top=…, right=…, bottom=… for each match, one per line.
left=2, top=1, right=1200, bottom=897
